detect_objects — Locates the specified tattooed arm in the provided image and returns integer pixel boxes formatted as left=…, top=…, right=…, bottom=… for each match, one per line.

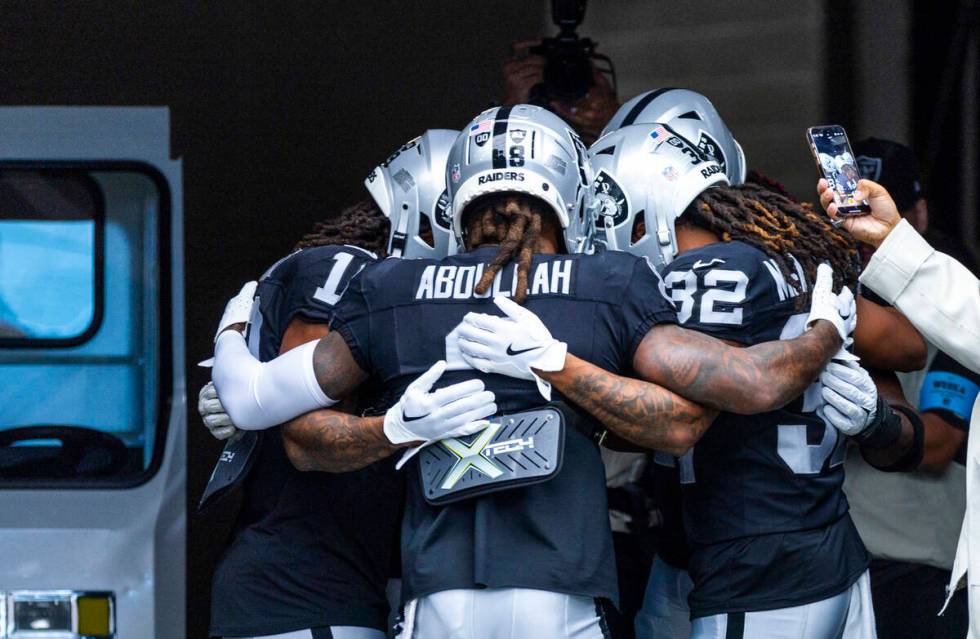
left=282, top=331, right=408, bottom=471
left=538, top=354, right=717, bottom=455
left=633, top=322, right=842, bottom=414
left=283, top=410, right=406, bottom=472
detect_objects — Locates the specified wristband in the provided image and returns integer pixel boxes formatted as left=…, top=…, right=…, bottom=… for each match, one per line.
left=852, top=396, right=903, bottom=450
left=886, top=403, right=925, bottom=472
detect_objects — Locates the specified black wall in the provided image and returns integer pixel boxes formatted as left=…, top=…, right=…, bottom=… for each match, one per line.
left=0, top=2, right=541, bottom=636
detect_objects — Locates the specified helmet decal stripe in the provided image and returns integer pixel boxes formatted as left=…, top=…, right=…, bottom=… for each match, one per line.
left=621, top=87, right=677, bottom=127
left=491, top=105, right=513, bottom=169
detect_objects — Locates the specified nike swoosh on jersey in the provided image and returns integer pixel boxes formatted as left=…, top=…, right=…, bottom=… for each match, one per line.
left=692, top=258, right=726, bottom=270
left=506, top=344, right=542, bottom=356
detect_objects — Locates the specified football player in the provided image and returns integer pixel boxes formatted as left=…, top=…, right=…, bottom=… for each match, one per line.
left=562, top=119, right=925, bottom=638
left=208, top=105, right=851, bottom=638
left=596, top=89, right=927, bottom=639
left=200, top=130, right=458, bottom=639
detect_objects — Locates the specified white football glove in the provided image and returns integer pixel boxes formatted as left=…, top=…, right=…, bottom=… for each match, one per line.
left=455, top=296, right=568, bottom=400
left=806, top=263, right=856, bottom=342
left=384, top=360, right=497, bottom=446
left=817, top=360, right=878, bottom=436
left=214, top=281, right=257, bottom=342
left=198, top=381, right=237, bottom=440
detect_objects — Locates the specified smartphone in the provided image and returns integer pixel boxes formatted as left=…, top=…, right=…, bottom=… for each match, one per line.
left=805, top=125, right=871, bottom=216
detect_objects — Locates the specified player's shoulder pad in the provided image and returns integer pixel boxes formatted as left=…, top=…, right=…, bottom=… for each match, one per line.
left=576, top=250, right=657, bottom=299
left=665, top=240, right=768, bottom=277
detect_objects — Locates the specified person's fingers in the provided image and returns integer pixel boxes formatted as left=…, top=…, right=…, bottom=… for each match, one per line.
left=429, top=379, right=487, bottom=406
left=459, top=353, right=493, bottom=374
left=236, top=281, right=258, bottom=300
left=457, top=321, right=505, bottom=346
left=456, top=337, right=497, bottom=361
left=443, top=420, right=492, bottom=440
left=821, top=386, right=864, bottom=422
left=200, top=381, right=218, bottom=400
left=211, top=425, right=238, bottom=440
left=200, top=397, right=225, bottom=415
left=461, top=311, right=510, bottom=333
left=819, top=403, right=851, bottom=431
left=493, top=296, right=533, bottom=321
left=442, top=402, right=499, bottom=431
left=203, top=413, right=234, bottom=430
left=813, top=263, right=833, bottom=293
left=819, top=370, right=864, bottom=403
left=408, top=360, right=447, bottom=392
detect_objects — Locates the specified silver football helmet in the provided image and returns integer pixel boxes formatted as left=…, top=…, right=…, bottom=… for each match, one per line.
left=590, top=119, right=730, bottom=270
left=601, top=88, right=747, bottom=185
left=446, top=104, right=596, bottom=254
left=365, top=129, right=459, bottom=259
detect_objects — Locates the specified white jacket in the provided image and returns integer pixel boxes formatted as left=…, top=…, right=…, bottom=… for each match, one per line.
left=859, top=218, right=980, bottom=636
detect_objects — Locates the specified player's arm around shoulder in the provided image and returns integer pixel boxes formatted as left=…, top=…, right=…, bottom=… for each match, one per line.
left=634, top=262, right=848, bottom=414
left=280, top=330, right=390, bottom=473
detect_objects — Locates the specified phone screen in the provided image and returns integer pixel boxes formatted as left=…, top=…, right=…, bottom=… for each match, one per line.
left=807, top=125, right=870, bottom=215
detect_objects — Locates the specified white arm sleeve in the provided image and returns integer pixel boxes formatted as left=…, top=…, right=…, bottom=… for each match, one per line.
left=211, top=331, right=337, bottom=430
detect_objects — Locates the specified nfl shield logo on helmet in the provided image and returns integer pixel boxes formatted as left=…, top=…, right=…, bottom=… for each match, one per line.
left=451, top=163, right=461, bottom=183
left=662, top=165, right=679, bottom=182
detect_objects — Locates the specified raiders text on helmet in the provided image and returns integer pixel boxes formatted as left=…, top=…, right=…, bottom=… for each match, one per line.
left=601, top=87, right=747, bottom=185
left=365, top=129, right=459, bottom=259
left=446, top=105, right=597, bottom=254
left=590, top=119, right=730, bottom=270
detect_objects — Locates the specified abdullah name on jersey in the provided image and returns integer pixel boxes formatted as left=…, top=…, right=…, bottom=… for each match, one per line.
left=660, top=240, right=869, bottom=619
left=328, top=246, right=679, bottom=608
left=209, top=244, right=404, bottom=638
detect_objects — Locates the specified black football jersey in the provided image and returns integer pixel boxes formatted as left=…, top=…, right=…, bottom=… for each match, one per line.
left=330, top=246, right=678, bottom=606
left=210, top=244, right=403, bottom=636
left=660, top=241, right=869, bottom=618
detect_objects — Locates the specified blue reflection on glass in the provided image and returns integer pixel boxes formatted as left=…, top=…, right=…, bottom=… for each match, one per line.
left=0, top=220, right=94, bottom=339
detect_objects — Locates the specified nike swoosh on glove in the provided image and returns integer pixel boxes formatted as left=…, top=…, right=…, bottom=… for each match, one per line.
left=455, top=296, right=567, bottom=400
left=817, top=360, right=878, bottom=436
left=805, top=263, right=855, bottom=342
left=385, top=360, right=497, bottom=469
left=198, top=381, right=237, bottom=440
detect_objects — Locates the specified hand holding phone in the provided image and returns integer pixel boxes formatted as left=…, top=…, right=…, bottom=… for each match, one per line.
left=806, top=125, right=870, bottom=216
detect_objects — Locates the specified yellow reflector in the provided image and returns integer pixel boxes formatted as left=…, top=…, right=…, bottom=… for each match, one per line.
left=76, top=595, right=111, bottom=637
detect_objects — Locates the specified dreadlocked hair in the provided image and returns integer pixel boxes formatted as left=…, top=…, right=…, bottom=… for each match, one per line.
left=463, top=193, right=549, bottom=304
left=293, top=199, right=390, bottom=256
left=681, top=183, right=860, bottom=307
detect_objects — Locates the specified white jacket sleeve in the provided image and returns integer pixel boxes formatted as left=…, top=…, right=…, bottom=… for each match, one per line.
left=211, top=331, right=336, bottom=430
left=860, top=218, right=980, bottom=373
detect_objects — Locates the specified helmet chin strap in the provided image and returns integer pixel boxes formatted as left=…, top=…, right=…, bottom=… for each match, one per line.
left=656, top=213, right=676, bottom=268
left=388, top=206, right=411, bottom=257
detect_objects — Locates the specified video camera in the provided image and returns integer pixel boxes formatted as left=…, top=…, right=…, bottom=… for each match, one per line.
left=529, top=0, right=617, bottom=106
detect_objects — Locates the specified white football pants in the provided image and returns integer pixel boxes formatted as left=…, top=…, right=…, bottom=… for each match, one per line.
left=401, top=587, right=610, bottom=639
left=690, top=570, right=877, bottom=639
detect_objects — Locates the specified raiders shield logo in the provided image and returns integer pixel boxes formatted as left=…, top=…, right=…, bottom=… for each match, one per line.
left=593, top=170, right=630, bottom=228
left=474, top=132, right=490, bottom=147
left=509, top=129, right=527, bottom=144
left=856, top=155, right=882, bottom=180
left=696, top=131, right=727, bottom=173
left=433, top=189, right=452, bottom=230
